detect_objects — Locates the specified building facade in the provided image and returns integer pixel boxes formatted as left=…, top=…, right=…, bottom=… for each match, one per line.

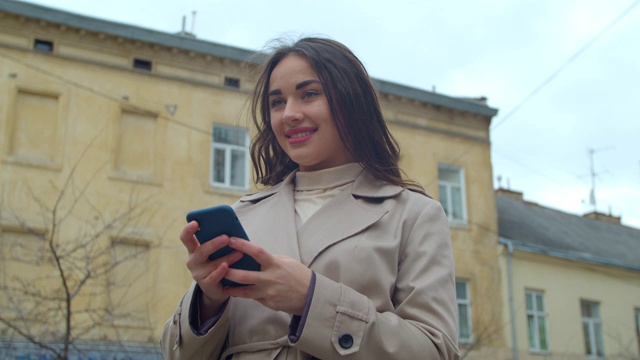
left=0, top=1, right=501, bottom=358
left=497, top=189, right=640, bottom=360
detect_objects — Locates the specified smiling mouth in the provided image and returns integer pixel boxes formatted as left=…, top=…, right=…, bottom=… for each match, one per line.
left=288, top=130, right=316, bottom=139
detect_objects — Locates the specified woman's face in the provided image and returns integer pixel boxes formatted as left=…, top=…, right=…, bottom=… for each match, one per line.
left=268, top=54, right=353, bottom=172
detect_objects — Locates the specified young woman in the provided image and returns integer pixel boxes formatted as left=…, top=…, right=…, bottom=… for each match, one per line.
left=161, top=37, right=459, bottom=360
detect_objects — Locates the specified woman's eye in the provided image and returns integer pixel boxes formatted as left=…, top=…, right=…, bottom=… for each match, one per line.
left=270, top=98, right=285, bottom=108
left=303, top=90, right=319, bottom=99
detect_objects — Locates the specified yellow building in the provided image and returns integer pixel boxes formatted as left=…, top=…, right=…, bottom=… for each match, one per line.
left=497, top=189, right=640, bottom=360
left=0, top=1, right=501, bottom=358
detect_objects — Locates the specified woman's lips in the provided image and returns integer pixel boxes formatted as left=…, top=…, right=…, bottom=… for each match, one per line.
left=286, top=128, right=316, bottom=144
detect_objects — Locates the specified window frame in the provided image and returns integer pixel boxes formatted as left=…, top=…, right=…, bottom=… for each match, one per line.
left=224, top=76, right=241, bottom=89
left=210, top=124, right=250, bottom=191
left=438, top=163, right=468, bottom=224
left=132, top=58, right=153, bottom=72
left=33, top=38, right=54, bottom=53
left=581, top=300, right=605, bottom=359
left=525, top=290, right=549, bottom=353
left=455, top=279, right=473, bottom=344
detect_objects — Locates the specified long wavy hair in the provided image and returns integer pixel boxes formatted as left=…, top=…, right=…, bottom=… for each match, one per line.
left=249, top=37, right=424, bottom=193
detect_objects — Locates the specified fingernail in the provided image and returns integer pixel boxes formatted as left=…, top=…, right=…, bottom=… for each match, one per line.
left=229, top=237, right=236, bottom=245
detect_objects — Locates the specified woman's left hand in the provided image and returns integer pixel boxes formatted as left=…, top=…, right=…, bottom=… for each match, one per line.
left=222, top=237, right=312, bottom=315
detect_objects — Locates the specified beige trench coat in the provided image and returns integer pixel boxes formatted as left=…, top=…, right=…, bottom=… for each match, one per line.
left=161, top=169, right=460, bottom=359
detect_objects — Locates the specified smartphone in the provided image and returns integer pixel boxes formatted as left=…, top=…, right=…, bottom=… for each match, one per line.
left=186, top=205, right=260, bottom=286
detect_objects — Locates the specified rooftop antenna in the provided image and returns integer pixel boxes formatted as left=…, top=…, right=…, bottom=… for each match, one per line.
left=587, top=146, right=613, bottom=212
left=191, top=11, right=197, bottom=34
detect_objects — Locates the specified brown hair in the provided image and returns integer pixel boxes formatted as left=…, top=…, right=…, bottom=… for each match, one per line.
left=249, top=37, right=423, bottom=193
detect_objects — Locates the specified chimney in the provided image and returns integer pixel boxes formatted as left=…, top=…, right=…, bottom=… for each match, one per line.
left=582, top=211, right=621, bottom=225
left=495, top=188, right=524, bottom=201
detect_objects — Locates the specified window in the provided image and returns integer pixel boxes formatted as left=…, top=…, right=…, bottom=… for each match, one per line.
left=582, top=300, right=605, bottom=359
left=224, top=76, right=240, bottom=89
left=438, top=164, right=467, bottom=223
left=133, top=58, right=152, bottom=71
left=211, top=124, right=249, bottom=189
left=455, top=279, right=472, bottom=343
left=526, top=290, right=549, bottom=352
left=33, top=39, right=53, bottom=52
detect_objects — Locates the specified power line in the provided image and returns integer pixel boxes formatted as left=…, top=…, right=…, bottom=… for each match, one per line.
left=2, top=2, right=637, bottom=206
left=0, top=50, right=213, bottom=138
left=491, top=0, right=640, bottom=131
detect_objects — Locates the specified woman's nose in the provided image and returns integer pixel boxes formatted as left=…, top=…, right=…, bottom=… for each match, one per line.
left=282, top=101, right=302, bottom=123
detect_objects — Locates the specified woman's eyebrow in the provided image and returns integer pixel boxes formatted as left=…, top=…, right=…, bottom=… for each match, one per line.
left=295, top=79, right=320, bottom=90
left=268, top=79, right=321, bottom=96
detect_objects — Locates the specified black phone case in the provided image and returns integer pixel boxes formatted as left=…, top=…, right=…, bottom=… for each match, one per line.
left=186, top=205, right=260, bottom=287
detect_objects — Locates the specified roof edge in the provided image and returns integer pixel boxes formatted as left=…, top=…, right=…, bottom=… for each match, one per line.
left=0, top=0, right=258, bottom=63
left=1, top=0, right=499, bottom=118
left=372, top=79, right=499, bottom=117
left=499, top=237, right=640, bottom=273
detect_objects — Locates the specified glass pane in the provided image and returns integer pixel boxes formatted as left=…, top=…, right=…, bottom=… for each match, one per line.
left=538, top=316, right=548, bottom=351
left=439, top=185, right=449, bottom=215
left=451, top=186, right=463, bottom=220
left=536, top=293, right=544, bottom=312
left=458, top=304, right=470, bottom=339
left=526, top=292, right=533, bottom=311
left=213, top=125, right=246, bottom=146
left=438, top=168, right=460, bottom=184
left=527, top=315, right=536, bottom=349
left=595, top=322, right=604, bottom=356
left=455, top=281, right=467, bottom=300
left=213, top=148, right=226, bottom=183
left=583, top=322, right=592, bottom=355
left=582, top=300, right=597, bottom=317
left=230, top=149, right=246, bottom=187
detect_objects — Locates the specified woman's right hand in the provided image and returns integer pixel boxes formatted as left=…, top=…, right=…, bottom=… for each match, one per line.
left=180, top=221, right=244, bottom=319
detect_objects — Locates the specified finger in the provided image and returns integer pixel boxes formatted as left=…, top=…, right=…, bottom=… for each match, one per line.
left=189, top=249, right=243, bottom=283
left=186, top=236, right=233, bottom=274
left=223, top=267, right=262, bottom=288
left=223, top=278, right=260, bottom=298
left=203, top=261, right=229, bottom=285
left=228, top=237, right=273, bottom=266
left=180, top=221, right=200, bottom=254
left=198, top=235, right=231, bottom=261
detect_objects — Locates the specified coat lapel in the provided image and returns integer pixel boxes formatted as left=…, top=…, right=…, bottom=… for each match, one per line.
left=296, top=170, right=402, bottom=267
left=235, top=172, right=301, bottom=261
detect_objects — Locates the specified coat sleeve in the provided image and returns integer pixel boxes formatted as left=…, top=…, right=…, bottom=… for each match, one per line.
left=291, top=200, right=460, bottom=359
left=160, top=282, right=230, bottom=360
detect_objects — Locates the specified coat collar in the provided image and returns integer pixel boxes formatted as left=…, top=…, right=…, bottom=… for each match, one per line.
left=236, top=168, right=404, bottom=266
left=239, top=167, right=403, bottom=203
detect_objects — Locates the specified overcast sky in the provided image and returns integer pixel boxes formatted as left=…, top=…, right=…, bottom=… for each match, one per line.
left=17, top=0, right=640, bottom=229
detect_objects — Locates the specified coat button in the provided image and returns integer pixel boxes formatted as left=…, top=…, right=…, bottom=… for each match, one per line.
left=338, top=333, right=354, bottom=349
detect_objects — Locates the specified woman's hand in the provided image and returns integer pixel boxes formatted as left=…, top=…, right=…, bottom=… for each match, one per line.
left=180, top=221, right=244, bottom=319
left=223, top=237, right=312, bottom=315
